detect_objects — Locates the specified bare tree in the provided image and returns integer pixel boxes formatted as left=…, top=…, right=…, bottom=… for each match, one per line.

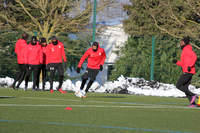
left=0, top=0, right=117, bottom=40
left=0, top=0, right=92, bottom=39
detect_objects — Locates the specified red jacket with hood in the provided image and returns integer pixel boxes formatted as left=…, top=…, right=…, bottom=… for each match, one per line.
left=25, top=42, right=43, bottom=65
left=176, top=44, right=197, bottom=74
left=46, top=41, right=67, bottom=64
left=78, top=45, right=106, bottom=69
left=15, top=39, right=28, bottom=64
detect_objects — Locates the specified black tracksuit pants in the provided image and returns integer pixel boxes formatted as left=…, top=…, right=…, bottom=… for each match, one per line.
left=80, top=68, right=99, bottom=93
left=25, top=65, right=40, bottom=90
left=12, top=64, right=27, bottom=88
left=36, top=64, right=46, bottom=90
left=176, top=73, right=196, bottom=103
left=49, top=63, right=64, bottom=90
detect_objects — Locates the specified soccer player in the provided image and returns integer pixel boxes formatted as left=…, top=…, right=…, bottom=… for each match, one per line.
left=46, top=36, right=67, bottom=93
left=36, top=37, right=48, bottom=91
left=24, top=36, right=43, bottom=91
left=173, top=36, right=198, bottom=107
left=12, top=33, right=29, bottom=90
left=76, top=42, right=106, bottom=98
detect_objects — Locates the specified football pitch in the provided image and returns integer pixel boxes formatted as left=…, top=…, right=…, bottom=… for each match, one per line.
left=0, top=88, right=199, bottom=133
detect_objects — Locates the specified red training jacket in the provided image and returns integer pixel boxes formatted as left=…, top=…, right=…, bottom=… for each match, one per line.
left=46, top=41, right=67, bottom=64
left=176, top=44, right=197, bottom=74
left=15, top=39, right=28, bottom=64
left=78, top=45, right=106, bottom=69
left=25, top=42, right=43, bottom=65
left=41, top=47, right=48, bottom=64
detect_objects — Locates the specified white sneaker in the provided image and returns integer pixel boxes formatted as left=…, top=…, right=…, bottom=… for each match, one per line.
left=80, top=90, right=86, bottom=96
left=23, top=87, right=27, bottom=91
left=74, top=91, right=83, bottom=98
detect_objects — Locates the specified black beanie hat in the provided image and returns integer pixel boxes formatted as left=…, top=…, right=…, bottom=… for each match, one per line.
left=40, top=37, right=46, bottom=43
left=92, top=42, right=98, bottom=46
left=51, top=36, right=57, bottom=40
left=30, top=36, right=37, bottom=45
left=31, top=36, right=37, bottom=42
left=182, top=36, right=190, bottom=45
left=22, top=33, right=29, bottom=40
left=92, top=42, right=99, bottom=52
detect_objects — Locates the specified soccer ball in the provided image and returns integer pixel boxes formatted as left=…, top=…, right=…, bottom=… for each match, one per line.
left=75, top=91, right=82, bottom=97
left=74, top=90, right=86, bottom=98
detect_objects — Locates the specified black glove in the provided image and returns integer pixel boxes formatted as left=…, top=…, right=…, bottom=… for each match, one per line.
left=100, top=65, right=103, bottom=71
left=25, top=64, right=29, bottom=68
left=187, top=66, right=191, bottom=72
left=46, top=64, right=50, bottom=70
left=63, top=62, right=67, bottom=69
left=25, top=64, right=29, bottom=71
left=172, top=59, right=177, bottom=64
left=76, top=67, right=80, bottom=73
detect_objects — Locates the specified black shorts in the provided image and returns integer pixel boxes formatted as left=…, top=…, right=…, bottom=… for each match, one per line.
left=82, top=68, right=99, bottom=81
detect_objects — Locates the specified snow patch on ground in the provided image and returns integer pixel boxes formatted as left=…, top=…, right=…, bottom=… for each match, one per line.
left=1, top=75, right=200, bottom=98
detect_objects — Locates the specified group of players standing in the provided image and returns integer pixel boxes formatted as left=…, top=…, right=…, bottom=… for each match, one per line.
left=9, top=33, right=200, bottom=105
left=12, top=33, right=106, bottom=97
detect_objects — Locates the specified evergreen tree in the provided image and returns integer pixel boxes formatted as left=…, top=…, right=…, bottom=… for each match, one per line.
left=110, top=36, right=200, bottom=84
left=111, top=0, right=200, bottom=86
left=0, top=31, right=20, bottom=78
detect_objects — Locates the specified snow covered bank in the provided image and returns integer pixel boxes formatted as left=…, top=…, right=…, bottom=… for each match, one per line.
left=0, top=76, right=200, bottom=97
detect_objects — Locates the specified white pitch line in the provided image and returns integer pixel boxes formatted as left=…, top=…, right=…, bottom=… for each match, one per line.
left=20, top=97, right=199, bottom=109
left=20, top=96, right=161, bottom=106
left=0, top=104, right=199, bottom=110
left=21, top=97, right=82, bottom=102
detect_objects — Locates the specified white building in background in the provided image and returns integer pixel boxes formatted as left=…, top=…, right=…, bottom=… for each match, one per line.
left=93, top=0, right=130, bottom=84
left=96, top=24, right=128, bottom=84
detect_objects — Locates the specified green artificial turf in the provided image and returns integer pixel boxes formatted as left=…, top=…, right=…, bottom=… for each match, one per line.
left=0, top=88, right=199, bottom=133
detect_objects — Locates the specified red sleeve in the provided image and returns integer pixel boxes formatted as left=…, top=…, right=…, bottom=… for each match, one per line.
left=176, top=60, right=182, bottom=66
left=62, top=44, right=67, bottom=62
left=24, top=45, right=28, bottom=64
left=100, top=49, right=106, bottom=65
left=78, top=49, right=90, bottom=68
left=189, top=51, right=197, bottom=67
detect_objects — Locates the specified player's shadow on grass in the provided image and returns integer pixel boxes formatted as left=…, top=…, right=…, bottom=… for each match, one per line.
left=0, top=96, right=15, bottom=99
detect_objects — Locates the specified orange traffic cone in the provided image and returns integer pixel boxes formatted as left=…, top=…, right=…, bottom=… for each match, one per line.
left=197, top=96, right=200, bottom=107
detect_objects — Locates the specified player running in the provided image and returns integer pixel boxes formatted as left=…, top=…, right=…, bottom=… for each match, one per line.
left=173, top=36, right=198, bottom=107
left=76, top=42, right=106, bottom=98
